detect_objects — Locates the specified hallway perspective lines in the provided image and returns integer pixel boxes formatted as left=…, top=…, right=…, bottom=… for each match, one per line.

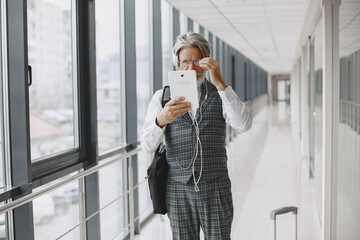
left=229, top=102, right=320, bottom=240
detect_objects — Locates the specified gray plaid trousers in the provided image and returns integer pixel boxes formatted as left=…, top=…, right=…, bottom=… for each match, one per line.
left=166, top=177, right=234, bottom=240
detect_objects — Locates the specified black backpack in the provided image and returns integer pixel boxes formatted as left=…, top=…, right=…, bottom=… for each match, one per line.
left=146, top=86, right=170, bottom=215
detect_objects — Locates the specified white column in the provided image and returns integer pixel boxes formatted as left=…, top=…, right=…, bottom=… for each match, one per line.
left=321, top=0, right=340, bottom=239
left=300, top=45, right=310, bottom=169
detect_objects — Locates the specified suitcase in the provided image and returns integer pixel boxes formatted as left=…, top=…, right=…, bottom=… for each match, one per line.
left=270, top=206, right=298, bottom=240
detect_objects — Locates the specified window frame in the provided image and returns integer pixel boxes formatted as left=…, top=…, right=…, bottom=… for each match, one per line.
left=29, top=0, right=96, bottom=186
left=27, top=0, right=80, bottom=163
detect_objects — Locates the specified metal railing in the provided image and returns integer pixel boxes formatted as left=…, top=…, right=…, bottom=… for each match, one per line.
left=0, top=147, right=142, bottom=240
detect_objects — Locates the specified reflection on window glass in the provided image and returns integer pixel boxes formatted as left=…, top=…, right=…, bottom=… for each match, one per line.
left=0, top=213, right=6, bottom=240
left=0, top=2, right=4, bottom=189
left=138, top=180, right=152, bottom=219
left=193, top=21, right=200, bottom=33
left=57, top=226, right=80, bottom=240
left=99, top=160, right=126, bottom=239
left=204, top=29, right=209, bottom=41
left=0, top=106, right=3, bottom=189
left=95, top=0, right=124, bottom=153
left=161, top=0, right=172, bottom=85
left=180, top=12, right=187, bottom=35
left=136, top=0, right=153, bottom=219
left=136, top=0, right=151, bottom=136
left=27, top=0, right=77, bottom=161
left=337, top=1, right=360, bottom=239
left=0, top=5, right=7, bottom=240
left=312, top=17, right=323, bottom=222
left=33, top=180, right=80, bottom=239
left=100, top=198, right=125, bottom=239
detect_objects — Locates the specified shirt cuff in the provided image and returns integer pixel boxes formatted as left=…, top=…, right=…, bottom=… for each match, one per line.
left=218, top=86, right=237, bottom=103
left=152, top=118, right=166, bottom=133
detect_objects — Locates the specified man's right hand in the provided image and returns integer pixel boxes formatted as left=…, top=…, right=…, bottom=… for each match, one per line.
left=156, top=97, right=191, bottom=128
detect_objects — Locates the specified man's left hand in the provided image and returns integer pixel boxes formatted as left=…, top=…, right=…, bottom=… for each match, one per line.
left=199, top=57, right=228, bottom=91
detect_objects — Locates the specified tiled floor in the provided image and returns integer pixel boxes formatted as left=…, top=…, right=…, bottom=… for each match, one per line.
left=137, top=102, right=321, bottom=240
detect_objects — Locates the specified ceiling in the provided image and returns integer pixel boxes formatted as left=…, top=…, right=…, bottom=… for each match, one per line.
left=166, top=0, right=312, bottom=74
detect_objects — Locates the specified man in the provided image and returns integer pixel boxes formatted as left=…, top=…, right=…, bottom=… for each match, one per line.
left=140, top=32, right=252, bottom=240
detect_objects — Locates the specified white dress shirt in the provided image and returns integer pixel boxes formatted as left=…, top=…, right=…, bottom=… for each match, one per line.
left=140, top=84, right=252, bottom=153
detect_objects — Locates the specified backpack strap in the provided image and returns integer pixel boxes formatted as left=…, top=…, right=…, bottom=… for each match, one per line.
left=161, top=86, right=171, bottom=108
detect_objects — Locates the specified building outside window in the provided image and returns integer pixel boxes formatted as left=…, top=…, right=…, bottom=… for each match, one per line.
left=27, top=0, right=78, bottom=161
left=95, top=0, right=125, bottom=153
left=136, top=0, right=153, bottom=220
left=136, top=0, right=152, bottom=136
left=161, top=0, right=172, bottom=86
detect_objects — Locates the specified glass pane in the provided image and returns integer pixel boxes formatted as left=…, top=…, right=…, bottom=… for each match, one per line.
left=209, top=32, right=214, bottom=58
left=0, top=212, right=7, bottom=240
left=33, top=180, right=80, bottom=239
left=137, top=148, right=152, bottom=214
left=100, top=198, right=125, bottom=239
left=136, top=0, right=151, bottom=136
left=138, top=181, right=152, bottom=219
left=0, top=5, right=8, bottom=240
left=180, top=12, right=187, bottom=35
left=135, top=0, right=153, bottom=219
left=312, top=16, right=323, bottom=223
left=0, top=107, right=3, bottom=189
left=99, top=160, right=124, bottom=209
left=204, top=29, right=209, bottom=41
left=161, top=0, right=172, bottom=86
left=0, top=0, right=5, bottom=189
left=215, top=37, right=220, bottom=63
left=95, top=0, right=125, bottom=153
left=57, top=226, right=80, bottom=240
left=337, top=1, right=360, bottom=239
left=193, top=21, right=200, bottom=33
left=99, top=160, right=126, bottom=239
left=27, top=0, right=77, bottom=161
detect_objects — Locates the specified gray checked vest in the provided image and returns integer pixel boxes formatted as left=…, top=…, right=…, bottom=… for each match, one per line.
left=165, top=80, right=228, bottom=184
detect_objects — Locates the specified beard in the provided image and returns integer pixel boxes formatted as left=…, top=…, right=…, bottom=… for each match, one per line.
left=196, top=72, right=206, bottom=90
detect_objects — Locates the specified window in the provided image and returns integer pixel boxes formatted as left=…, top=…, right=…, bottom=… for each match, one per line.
left=136, top=0, right=152, bottom=136
left=136, top=0, right=153, bottom=220
left=33, top=179, right=80, bottom=239
left=95, top=0, right=125, bottom=153
left=310, top=16, right=323, bottom=223
left=0, top=94, right=4, bottom=190
left=193, top=21, right=200, bottom=33
left=27, top=0, right=78, bottom=161
left=0, top=3, right=8, bottom=240
left=0, top=0, right=5, bottom=190
left=161, top=0, right=172, bottom=85
left=337, top=1, right=360, bottom=238
left=180, top=12, right=188, bottom=35
left=99, top=160, right=126, bottom=239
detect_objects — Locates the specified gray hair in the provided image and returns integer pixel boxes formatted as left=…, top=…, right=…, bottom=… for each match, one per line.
left=172, top=32, right=211, bottom=68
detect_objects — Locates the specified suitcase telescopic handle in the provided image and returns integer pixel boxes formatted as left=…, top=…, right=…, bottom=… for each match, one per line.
left=270, top=206, right=298, bottom=220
